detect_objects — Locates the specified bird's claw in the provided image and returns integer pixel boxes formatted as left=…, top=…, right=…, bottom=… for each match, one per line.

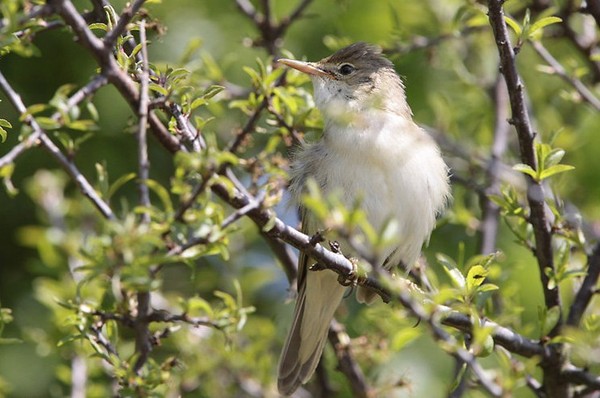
left=337, top=257, right=359, bottom=287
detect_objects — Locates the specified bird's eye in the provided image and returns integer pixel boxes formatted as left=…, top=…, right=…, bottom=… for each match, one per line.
left=338, top=63, right=355, bottom=76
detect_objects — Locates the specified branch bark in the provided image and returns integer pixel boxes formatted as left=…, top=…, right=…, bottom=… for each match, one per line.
left=487, top=1, right=569, bottom=396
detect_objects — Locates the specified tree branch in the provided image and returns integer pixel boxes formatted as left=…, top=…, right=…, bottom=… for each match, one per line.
left=137, top=19, right=151, bottom=223
left=0, top=71, right=115, bottom=220
left=49, top=0, right=184, bottom=154
left=479, top=75, right=511, bottom=255
left=327, top=320, right=373, bottom=398
left=0, top=74, right=108, bottom=169
left=103, top=0, right=147, bottom=45
left=567, top=242, right=600, bottom=326
left=487, top=0, right=562, bottom=330
left=488, top=2, right=574, bottom=396
left=531, top=41, right=600, bottom=112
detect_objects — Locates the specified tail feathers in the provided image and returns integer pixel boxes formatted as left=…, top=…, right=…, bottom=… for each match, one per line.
left=277, top=271, right=345, bottom=395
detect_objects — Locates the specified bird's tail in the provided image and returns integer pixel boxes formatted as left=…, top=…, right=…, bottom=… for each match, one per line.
left=277, top=270, right=346, bottom=395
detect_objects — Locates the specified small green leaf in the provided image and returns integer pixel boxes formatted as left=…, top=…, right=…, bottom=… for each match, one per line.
left=544, top=148, right=565, bottom=167
left=202, top=85, right=224, bottom=99
left=89, top=23, right=108, bottom=31
left=504, top=16, right=522, bottom=36
left=513, top=163, right=538, bottom=180
left=437, top=253, right=465, bottom=289
left=36, top=117, right=61, bottom=130
left=0, top=127, right=6, bottom=143
left=149, top=83, right=168, bottom=96
left=242, top=66, right=261, bottom=86
left=466, top=265, right=488, bottom=291
left=529, top=16, right=562, bottom=39
left=86, top=102, right=99, bottom=121
left=0, top=119, right=12, bottom=128
left=539, top=164, right=575, bottom=180
left=190, top=98, right=207, bottom=110
left=477, top=284, right=499, bottom=293
left=542, top=306, right=561, bottom=336
left=145, top=179, right=173, bottom=213
left=107, top=172, right=136, bottom=200
left=67, top=120, right=99, bottom=131
left=391, top=328, right=421, bottom=351
left=20, top=103, right=48, bottom=120
left=262, top=215, right=277, bottom=232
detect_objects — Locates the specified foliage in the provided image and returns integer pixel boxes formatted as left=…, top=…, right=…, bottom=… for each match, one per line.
left=0, top=0, right=599, bottom=397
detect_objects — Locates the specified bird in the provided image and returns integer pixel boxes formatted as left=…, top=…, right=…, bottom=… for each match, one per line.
left=276, top=42, right=450, bottom=396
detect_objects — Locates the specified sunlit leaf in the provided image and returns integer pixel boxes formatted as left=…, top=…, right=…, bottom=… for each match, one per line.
left=466, top=265, right=488, bottom=291
left=539, top=164, right=575, bottom=180
left=437, top=253, right=465, bottom=289
left=504, top=16, right=522, bottom=36
left=513, top=163, right=538, bottom=180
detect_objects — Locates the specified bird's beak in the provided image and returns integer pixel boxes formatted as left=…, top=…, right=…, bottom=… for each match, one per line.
left=277, top=59, right=330, bottom=78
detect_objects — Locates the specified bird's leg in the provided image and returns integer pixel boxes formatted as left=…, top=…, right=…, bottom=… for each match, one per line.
left=326, top=240, right=359, bottom=287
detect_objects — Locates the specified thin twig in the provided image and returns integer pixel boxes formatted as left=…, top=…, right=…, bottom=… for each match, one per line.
left=488, top=2, right=566, bottom=395
left=385, top=27, right=483, bottom=55
left=0, top=75, right=108, bottom=169
left=480, top=75, right=511, bottom=255
left=567, top=242, right=600, bottom=326
left=137, top=20, right=151, bottom=223
left=167, top=102, right=206, bottom=151
left=103, top=0, right=147, bottom=45
left=235, top=0, right=259, bottom=24
left=531, top=40, right=600, bottom=111
left=0, top=71, right=115, bottom=220
left=328, top=320, right=372, bottom=398
left=133, top=291, right=151, bottom=372
left=487, top=0, right=562, bottom=331
left=50, top=0, right=184, bottom=154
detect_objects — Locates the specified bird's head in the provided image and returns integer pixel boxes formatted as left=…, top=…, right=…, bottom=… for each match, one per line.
left=278, top=42, right=410, bottom=123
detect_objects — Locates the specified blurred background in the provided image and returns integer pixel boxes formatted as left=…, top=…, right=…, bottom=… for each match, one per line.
left=1, top=0, right=599, bottom=396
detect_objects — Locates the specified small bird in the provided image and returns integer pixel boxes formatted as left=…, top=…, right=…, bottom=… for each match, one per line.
left=277, top=43, right=450, bottom=395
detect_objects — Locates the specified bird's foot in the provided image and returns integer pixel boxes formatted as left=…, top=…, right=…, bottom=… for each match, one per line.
left=338, top=257, right=359, bottom=288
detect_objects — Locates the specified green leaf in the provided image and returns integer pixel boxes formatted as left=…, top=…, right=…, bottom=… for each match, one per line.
left=437, top=253, right=465, bottom=289
left=202, top=85, right=224, bottom=99
left=544, top=148, right=565, bottom=167
left=67, top=119, right=99, bottom=131
left=541, top=306, right=561, bottom=336
left=211, top=175, right=237, bottom=198
left=107, top=172, right=136, bottom=200
left=89, top=23, right=108, bottom=31
left=0, top=127, right=6, bottom=143
left=529, top=16, right=562, bottom=39
left=391, top=327, right=421, bottom=351
left=190, top=98, right=207, bottom=110
left=262, top=215, right=277, bottom=232
left=539, top=164, right=575, bottom=180
left=504, top=16, right=522, bottom=36
left=466, top=265, right=488, bottom=292
left=513, top=163, right=538, bottom=180
left=149, top=83, right=168, bottom=96
left=0, top=119, right=12, bottom=128
left=145, top=179, right=173, bottom=213
left=242, top=66, right=261, bottom=86
left=21, top=103, right=48, bottom=120
left=477, top=284, right=499, bottom=293
left=36, top=117, right=61, bottom=130
left=86, top=102, right=99, bottom=121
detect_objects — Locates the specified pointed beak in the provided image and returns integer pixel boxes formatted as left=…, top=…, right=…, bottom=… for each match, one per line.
left=277, top=58, right=330, bottom=78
